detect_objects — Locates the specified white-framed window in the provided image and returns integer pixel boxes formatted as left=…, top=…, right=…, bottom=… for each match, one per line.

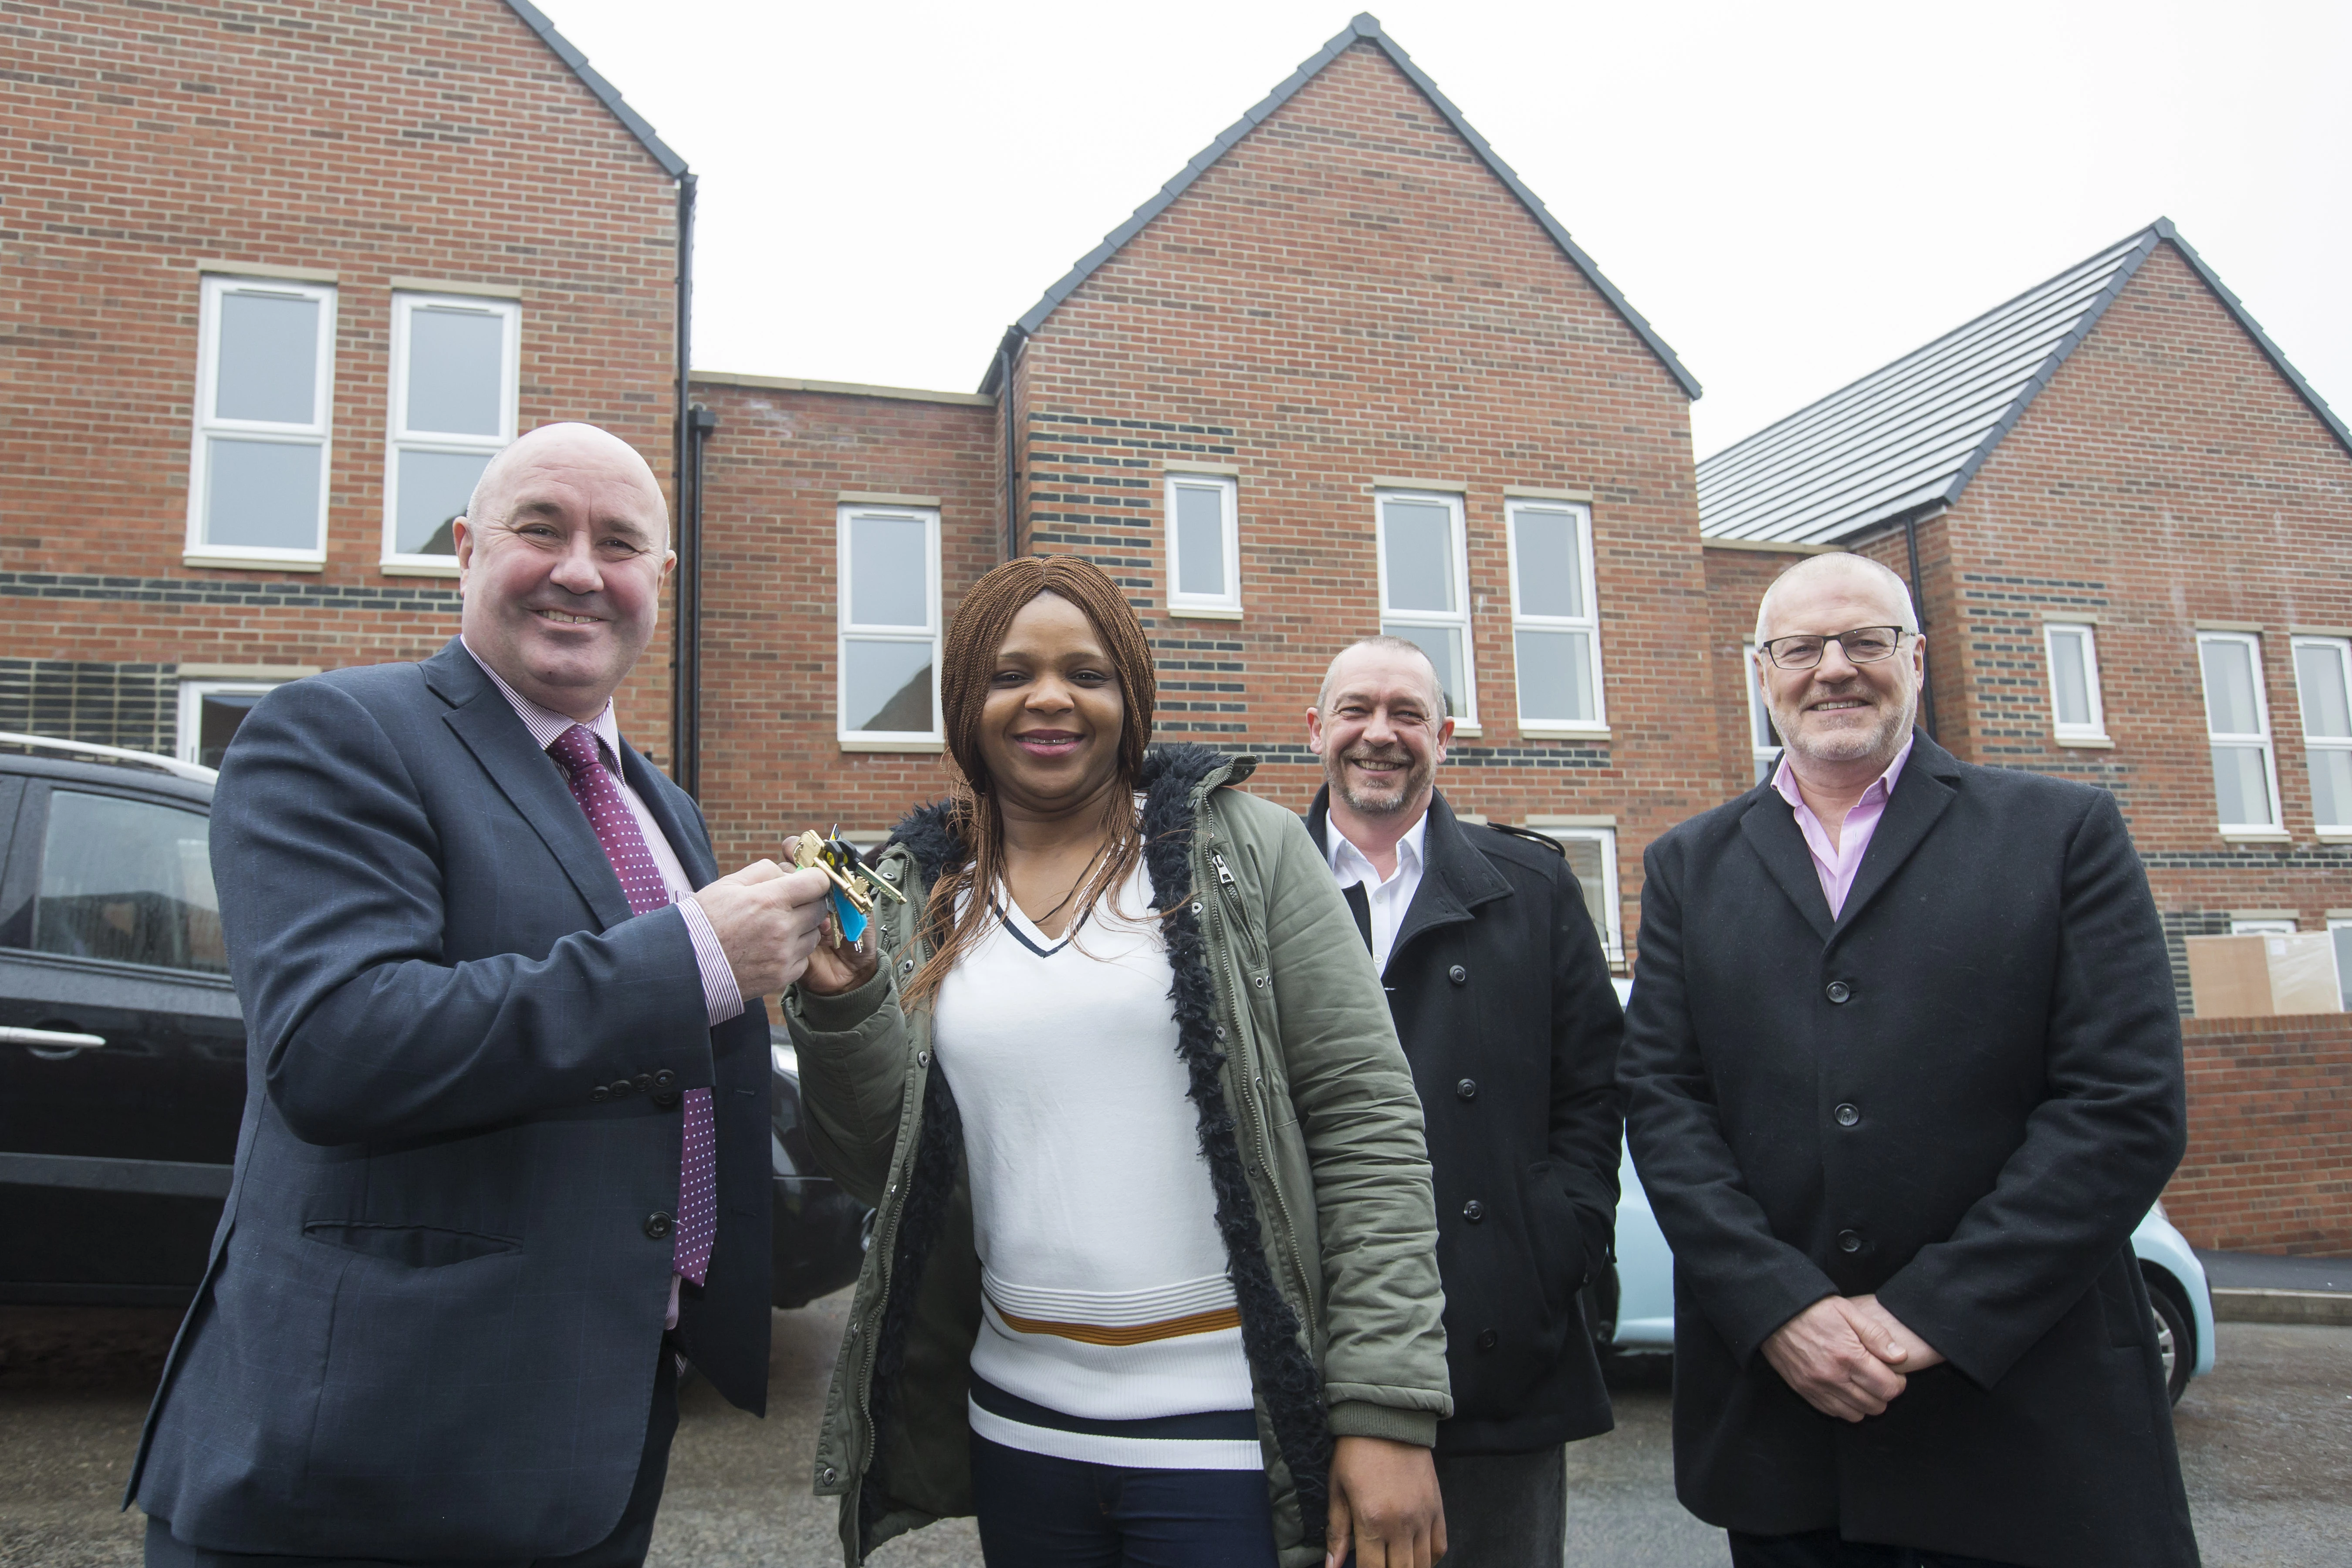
left=1536, top=825, right=1623, bottom=964
left=2329, top=917, right=2352, bottom=1011
left=2292, top=636, right=2352, bottom=832
left=2228, top=918, right=2298, bottom=936
left=383, top=292, right=520, bottom=568
left=1505, top=500, right=1605, bottom=733
left=1375, top=490, right=1476, bottom=725
left=1742, top=640, right=1781, bottom=784
left=837, top=505, right=942, bottom=743
left=187, top=274, right=336, bottom=565
left=2197, top=632, right=2282, bottom=833
left=176, top=679, right=282, bottom=770
left=1164, top=473, right=1240, bottom=616
left=2043, top=622, right=2109, bottom=741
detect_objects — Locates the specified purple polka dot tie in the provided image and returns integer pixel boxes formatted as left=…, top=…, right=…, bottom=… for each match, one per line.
left=550, top=723, right=716, bottom=1288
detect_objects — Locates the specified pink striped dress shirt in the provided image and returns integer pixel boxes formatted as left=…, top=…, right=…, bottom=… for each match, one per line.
left=1770, top=737, right=1916, bottom=921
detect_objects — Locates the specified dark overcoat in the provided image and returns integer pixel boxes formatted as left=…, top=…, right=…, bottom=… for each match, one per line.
left=127, top=639, right=774, bottom=1561
left=1308, top=787, right=1624, bottom=1455
left=1621, top=733, right=2197, bottom=1568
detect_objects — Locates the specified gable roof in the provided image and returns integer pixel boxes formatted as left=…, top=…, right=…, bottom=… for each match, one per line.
left=500, top=0, right=687, bottom=179
left=1698, top=218, right=2352, bottom=547
left=978, top=13, right=1698, bottom=401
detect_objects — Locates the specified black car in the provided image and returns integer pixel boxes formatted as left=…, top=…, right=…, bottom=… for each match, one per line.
left=0, top=734, right=867, bottom=1311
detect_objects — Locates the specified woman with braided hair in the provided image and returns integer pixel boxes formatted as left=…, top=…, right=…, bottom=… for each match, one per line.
left=790, top=554, right=1451, bottom=1568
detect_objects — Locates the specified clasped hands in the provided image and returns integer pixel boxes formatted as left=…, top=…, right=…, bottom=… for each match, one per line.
left=1761, top=1294, right=1945, bottom=1422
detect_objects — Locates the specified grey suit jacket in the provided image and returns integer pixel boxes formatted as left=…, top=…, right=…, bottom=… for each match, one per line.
left=129, top=639, right=773, bottom=1560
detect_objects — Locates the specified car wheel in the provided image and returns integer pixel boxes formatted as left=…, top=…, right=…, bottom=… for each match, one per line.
left=2146, top=1278, right=2193, bottom=1405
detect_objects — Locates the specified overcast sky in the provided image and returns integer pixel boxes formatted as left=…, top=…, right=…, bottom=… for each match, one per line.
left=535, top=0, right=2349, bottom=460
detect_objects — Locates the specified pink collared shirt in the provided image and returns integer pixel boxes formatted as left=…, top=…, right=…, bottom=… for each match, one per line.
left=1771, top=737, right=1915, bottom=921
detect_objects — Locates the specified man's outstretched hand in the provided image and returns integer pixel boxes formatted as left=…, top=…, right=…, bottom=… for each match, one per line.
left=1325, top=1434, right=1445, bottom=1568
left=693, top=862, right=833, bottom=998
left=1761, top=1295, right=1915, bottom=1422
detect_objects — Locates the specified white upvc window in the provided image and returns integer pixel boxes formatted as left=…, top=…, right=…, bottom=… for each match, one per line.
left=2228, top=918, right=2298, bottom=936
left=2330, top=917, right=2352, bottom=1011
left=176, top=679, right=281, bottom=770
left=2197, top=632, right=2283, bottom=834
left=2043, top=622, right=2109, bottom=741
left=1535, top=825, right=1623, bottom=964
left=1164, top=473, right=1240, bottom=617
left=187, top=275, right=336, bottom=566
left=1505, top=500, right=1605, bottom=735
left=1375, top=490, right=1476, bottom=726
left=837, top=505, right=942, bottom=744
left=1743, top=640, right=1780, bottom=784
left=2291, top=636, right=2352, bottom=834
left=383, top=292, right=520, bottom=570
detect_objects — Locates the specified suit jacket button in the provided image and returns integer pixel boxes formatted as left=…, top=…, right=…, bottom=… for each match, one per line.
left=1456, top=1078, right=1478, bottom=1101
left=1448, top=965, right=1467, bottom=985
left=611, top=1079, right=637, bottom=1098
left=1838, top=1229, right=1863, bottom=1253
left=653, top=1068, right=677, bottom=1092
left=1825, top=980, right=1853, bottom=1004
left=651, top=1091, right=680, bottom=1110
left=1476, top=1329, right=1499, bottom=1352
left=591, top=1085, right=612, bottom=1103
left=1834, top=1102, right=1860, bottom=1127
left=1463, top=1199, right=1485, bottom=1222
left=645, top=1211, right=675, bottom=1240
left=633, top=1073, right=653, bottom=1093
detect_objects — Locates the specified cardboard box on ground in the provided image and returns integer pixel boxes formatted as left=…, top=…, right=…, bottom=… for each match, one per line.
left=2185, top=934, right=2345, bottom=1017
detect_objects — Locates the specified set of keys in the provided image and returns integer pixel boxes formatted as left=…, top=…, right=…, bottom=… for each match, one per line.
left=786, top=827, right=906, bottom=948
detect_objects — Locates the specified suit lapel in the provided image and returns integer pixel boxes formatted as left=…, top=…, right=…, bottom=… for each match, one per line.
left=1738, top=787, right=1836, bottom=946
left=621, top=744, right=716, bottom=888
left=1831, top=735, right=1960, bottom=939
left=427, top=641, right=633, bottom=930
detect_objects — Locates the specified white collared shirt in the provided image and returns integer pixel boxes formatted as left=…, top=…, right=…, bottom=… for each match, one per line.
left=1326, top=811, right=1429, bottom=977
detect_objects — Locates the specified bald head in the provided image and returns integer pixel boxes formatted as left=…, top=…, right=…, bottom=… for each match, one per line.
left=1318, top=635, right=1446, bottom=717
left=466, top=422, right=667, bottom=547
left=1754, top=552, right=1918, bottom=647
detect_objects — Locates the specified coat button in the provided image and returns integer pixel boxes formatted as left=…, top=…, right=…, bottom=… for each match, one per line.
left=590, top=1085, right=611, bottom=1103
left=1825, top=980, right=1852, bottom=1004
left=1214, top=1025, right=1227, bottom=1040
left=1456, top=1078, right=1478, bottom=1101
left=645, top=1211, right=675, bottom=1240
left=651, top=1091, right=679, bottom=1110
left=1834, top=1103, right=1859, bottom=1127
left=916, top=1050, right=930, bottom=1068
left=899, top=958, right=915, bottom=977
left=1463, top=1199, right=1485, bottom=1222
left=610, top=1078, right=637, bottom=1098
left=653, top=1068, right=677, bottom=1092
left=1476, top=1328, right=1499, bottom=1352
left=1838, top=1229, right=1863, bottom=1253
left=1448, top=965, right=1467, bottom=985
left=633, top=1073, right=653, bottom=1093
left=821, top=1465, right=838, bottom=1485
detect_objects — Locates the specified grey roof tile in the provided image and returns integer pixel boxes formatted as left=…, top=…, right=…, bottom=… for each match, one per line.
left=500, top=0, right=686, bottom=179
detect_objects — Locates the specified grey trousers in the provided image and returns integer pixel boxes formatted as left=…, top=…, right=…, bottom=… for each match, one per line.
left=1433, top=1444, right=1567, bottom=1568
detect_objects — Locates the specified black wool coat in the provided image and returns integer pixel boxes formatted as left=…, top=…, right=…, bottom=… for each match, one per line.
left=1621, top=733, right=2197, bottom=1568
left=1308, top=787, right=1625, bottom=1456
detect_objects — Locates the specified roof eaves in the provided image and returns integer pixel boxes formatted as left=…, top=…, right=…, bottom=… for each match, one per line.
left=2153, top=218, right=2352, bottom=458
left=980, top=13, right=1701, bottom=402
left=500, top=0, right=688, bottom=180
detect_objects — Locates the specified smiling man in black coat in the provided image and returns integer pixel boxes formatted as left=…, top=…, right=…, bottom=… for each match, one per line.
left=1304, top=635, right=1625, bottom=1567
left=1622, top=552, right=2197, bottom=1568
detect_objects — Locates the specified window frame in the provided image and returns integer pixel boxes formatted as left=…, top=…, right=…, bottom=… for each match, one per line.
left=2329, top=916, right=2352, bottom=1011
left=835, top=503, right=943, bottom=747
left=186, top=273, right=337, bottom=568
left=1163, top=473, right=1241, bottom=618
left=1742, top=639, right=1781, bottom=784
left=2042, top=621, right=2109, bottom=742
left=2291, top=635, right=2352, bottom=834
left=176, top=678, right=283, bottom=768
left=2196, top=630, right=2284, bottom=835
left=1373, top=488, right=1478, bottom=728
left=1503, top=498, right=1606, bottom=736
left=1533, top=824, right=1623, bottom=965
left=381, top=291, right=521, bottom=574
left=2227, top=918, right=2298, bottom=936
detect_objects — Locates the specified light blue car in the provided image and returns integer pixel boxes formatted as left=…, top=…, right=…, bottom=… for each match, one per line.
left=1601, top=990, right=2217, bottom=1402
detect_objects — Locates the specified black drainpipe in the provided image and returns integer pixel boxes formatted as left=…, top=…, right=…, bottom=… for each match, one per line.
left=1903, top=509, right=1938, bottom=741
left=669, top=172, right=700, bottom=794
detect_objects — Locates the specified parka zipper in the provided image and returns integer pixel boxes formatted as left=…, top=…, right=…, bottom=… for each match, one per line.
left=849, top=862, right=922, bottom=1501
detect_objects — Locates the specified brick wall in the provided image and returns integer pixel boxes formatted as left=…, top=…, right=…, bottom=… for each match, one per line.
left=2162, top=1013, right=2352, bottom=1256
left=2, top=0, right=681, bottom=757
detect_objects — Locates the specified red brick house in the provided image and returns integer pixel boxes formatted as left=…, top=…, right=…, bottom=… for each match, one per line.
left=1697, top=220, right=2352, bottom=1011
left=692, top=15, right=1710, bottom=968
left=1, top=0, right=690, bottom=767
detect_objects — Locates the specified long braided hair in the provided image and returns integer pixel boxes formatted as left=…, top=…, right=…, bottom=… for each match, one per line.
left=899, top=555, right=1159, bottom=1013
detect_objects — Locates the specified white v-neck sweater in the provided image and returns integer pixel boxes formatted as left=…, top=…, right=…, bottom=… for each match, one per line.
left=932, top=860, right=1258, bottom=1469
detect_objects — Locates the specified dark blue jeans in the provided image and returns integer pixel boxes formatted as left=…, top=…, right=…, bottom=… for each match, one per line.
left=970, top=1433, right=1280, bottom=1568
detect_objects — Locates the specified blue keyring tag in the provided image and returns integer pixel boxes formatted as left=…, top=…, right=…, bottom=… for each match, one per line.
left=830, top=886, right=869, bottom=945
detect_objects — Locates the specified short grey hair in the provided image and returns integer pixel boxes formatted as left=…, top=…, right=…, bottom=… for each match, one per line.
left=1317, top=635, right=1448, bottom=716
left=1754, top=552, right=1920, bottom=646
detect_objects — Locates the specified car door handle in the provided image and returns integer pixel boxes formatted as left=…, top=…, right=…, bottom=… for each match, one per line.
left=1, top=1025, right=107, bottom=1050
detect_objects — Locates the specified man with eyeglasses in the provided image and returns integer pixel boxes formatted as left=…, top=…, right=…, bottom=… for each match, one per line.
left=1621, top=552, right=2197, bottom=1568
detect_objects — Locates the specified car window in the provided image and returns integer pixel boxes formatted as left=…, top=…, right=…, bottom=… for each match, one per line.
left=29, top=790, right=225, bottom=974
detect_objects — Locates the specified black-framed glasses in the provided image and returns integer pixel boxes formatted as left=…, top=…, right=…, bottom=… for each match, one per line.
left=1757, top=626, right=1907, bottom=671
